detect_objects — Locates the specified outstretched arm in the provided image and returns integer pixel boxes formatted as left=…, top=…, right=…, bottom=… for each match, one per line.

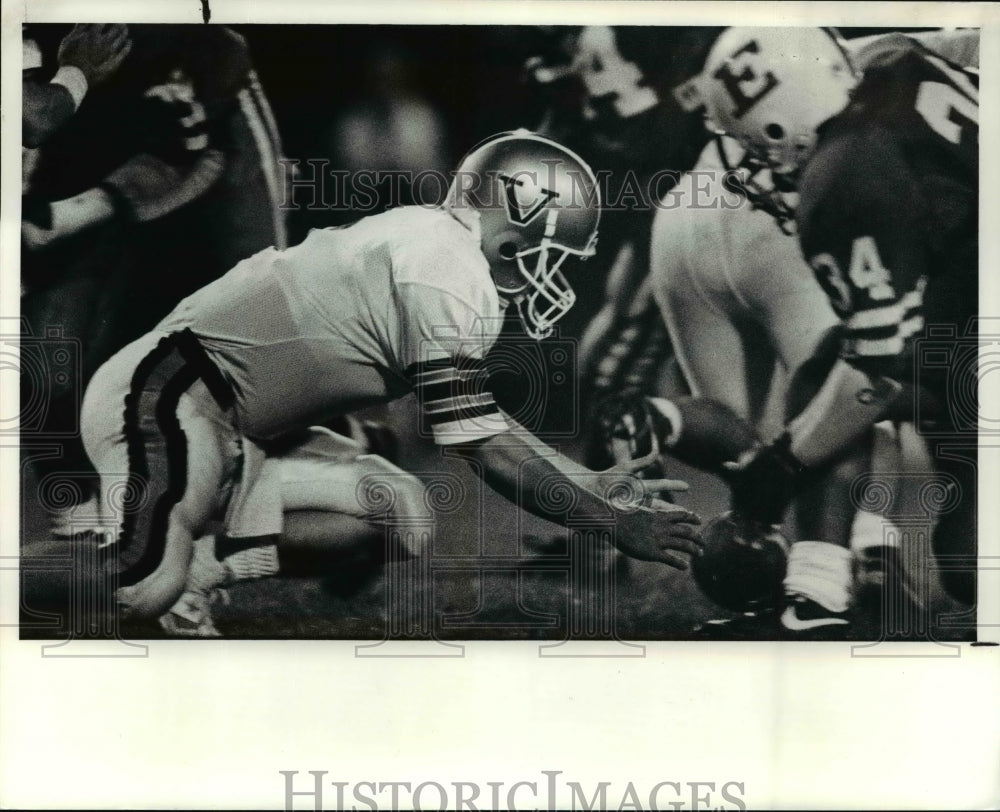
left=451, top=428, right=702, bottom=569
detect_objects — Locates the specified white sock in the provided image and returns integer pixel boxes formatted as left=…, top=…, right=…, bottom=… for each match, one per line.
left=784, top=541, right=853, bottom=613
left=850, top=509, right=901, bottom=554
left=224, top=544, right=280, bottom=581
left=185, top=535, right=229, bottom=593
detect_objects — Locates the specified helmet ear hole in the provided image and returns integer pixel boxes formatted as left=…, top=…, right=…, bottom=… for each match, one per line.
left=765, top=123, right=785, bottom=140
left=498, top=241, right=519, bottom=261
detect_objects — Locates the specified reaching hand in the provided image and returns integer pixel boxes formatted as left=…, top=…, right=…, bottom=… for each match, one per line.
left=590, top=450, right=688, bottom=508
left=58, top=23, right=131, bottom=87
left=612, top=500, right=702, bottom=569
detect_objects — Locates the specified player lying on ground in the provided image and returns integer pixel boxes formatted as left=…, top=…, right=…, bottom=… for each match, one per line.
left=22, top=131, right=701, bottom=635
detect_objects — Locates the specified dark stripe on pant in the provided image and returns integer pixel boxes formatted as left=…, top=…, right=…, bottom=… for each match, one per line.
left=110, top=331, right=232, bottom=587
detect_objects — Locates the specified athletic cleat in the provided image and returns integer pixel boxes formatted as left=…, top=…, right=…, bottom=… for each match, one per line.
left=690, top=608, right=782, bottom=640
left=159, top=535, right=232, bottom=638
left=692, top=597, right=851, bottom=640
left=779, top=596, right=851, bottom=639
left=158, top=590, right=227, bottom=638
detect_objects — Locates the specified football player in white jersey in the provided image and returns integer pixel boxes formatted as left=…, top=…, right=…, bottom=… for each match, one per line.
left=598, top=134, right=880, bottom=637
left=596, top=27, right=979, bottom=637
left=687, top=28, right=978, bottom=635
left=22, top=132, right=702, bottom=635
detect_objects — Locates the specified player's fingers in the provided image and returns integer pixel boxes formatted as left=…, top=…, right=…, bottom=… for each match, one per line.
left=641, top=478, right=689, bottom=494
left=649, top=505, right=703, bottom=532
left=660, top=536, right=702, bottom=557
left=619, top=450, right=658, bottom=472
left=104, top=25, right=126, bottom=50
left=656, top=550, right=689, bottom=571
left=665, top=508, right=702, bottom=526
left=721, top=461, right=740, bottom=472
left=107, top=28, right=127, bottom=50
left=661, top=524, right=702, bottom=550
left=109, top=38, right=132, bottom=63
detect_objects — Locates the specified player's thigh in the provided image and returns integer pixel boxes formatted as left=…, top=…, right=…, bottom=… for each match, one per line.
left=82, top=334, right=165, bottom=528
left=665, top=300, right=770, bottom=420
left=117, top=394, right=232, bottom=618
left=746, top=219, right=840, bottom=372
left=83, top=340, right=232, bottom=618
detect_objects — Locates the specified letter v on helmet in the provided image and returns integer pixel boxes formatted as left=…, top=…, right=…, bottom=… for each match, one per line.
left=498, top=173, right=559, bottom=225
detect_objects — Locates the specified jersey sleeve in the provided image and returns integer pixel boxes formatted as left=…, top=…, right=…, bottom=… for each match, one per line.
left=399, top=283, right=510, bottom=445
left=798, top=129, right=931, bottom=377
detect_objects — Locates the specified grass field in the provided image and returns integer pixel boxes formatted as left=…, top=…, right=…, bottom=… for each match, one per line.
left=19, top=396, right=973, bottom=644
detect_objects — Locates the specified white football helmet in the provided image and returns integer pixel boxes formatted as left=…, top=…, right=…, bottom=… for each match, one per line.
left=447, top=131, right=601, bottom=340
left=700, top=27, right=857, bottom=177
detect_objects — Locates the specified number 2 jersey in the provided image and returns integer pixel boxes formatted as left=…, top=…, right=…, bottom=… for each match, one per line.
left=797, top=36, right=978, bottom=398
left=156, top=205, right=510, bottom=445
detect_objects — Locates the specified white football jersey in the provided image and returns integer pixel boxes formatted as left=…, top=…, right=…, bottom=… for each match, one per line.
left=650, top=140, right=839, bottom=423
left=158, top=206, right=509, bottom=444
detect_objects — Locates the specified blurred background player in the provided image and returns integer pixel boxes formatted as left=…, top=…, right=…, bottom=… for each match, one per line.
left=697, top=27, right=978, bottom=634
left=21, top=24, right=288, bottom=537
left=22, top=24, right=131, bottom=149
left=523, top=27, right=720, bottom=433
left=23, top=132, right=702, bottom=635
left=327, top=40, right=450, bottom=211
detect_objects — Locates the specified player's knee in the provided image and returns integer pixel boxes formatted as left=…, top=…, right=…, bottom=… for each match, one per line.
left=382, top=466, right=429, bottom=524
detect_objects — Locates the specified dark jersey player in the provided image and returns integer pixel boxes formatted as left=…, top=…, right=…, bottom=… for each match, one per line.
left=698, top=28, right=979, bottom=632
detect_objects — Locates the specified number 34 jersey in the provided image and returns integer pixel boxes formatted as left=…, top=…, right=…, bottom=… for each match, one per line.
left=797, top=37, right=978, bottom=387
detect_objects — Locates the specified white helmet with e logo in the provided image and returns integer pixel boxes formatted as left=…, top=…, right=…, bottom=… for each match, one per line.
left=700, top=27, right=856, bottom=177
